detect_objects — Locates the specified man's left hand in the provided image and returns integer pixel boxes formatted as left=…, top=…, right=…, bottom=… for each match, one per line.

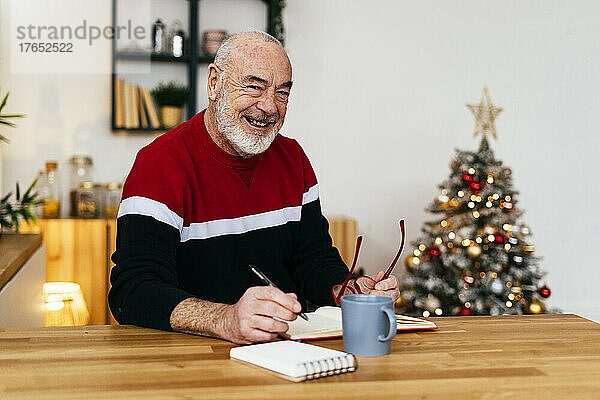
left=353, top=271, right=400, bottom=301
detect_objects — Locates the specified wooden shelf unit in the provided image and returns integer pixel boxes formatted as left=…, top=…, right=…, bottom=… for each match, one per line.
left=21, top=219, right=118, bottom=325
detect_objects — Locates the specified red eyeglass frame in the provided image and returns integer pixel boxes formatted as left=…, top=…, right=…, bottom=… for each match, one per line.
left=332, top=220, right=406, bottom=305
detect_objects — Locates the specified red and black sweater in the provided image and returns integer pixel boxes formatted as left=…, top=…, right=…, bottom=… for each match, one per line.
left=108, top=110, right=348, bottom=331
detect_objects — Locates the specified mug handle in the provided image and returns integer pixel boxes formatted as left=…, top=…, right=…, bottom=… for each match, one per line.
left=378, top=307, right=397, bottom=342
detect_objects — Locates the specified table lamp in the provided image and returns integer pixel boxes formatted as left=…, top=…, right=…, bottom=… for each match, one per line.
left=43, top=282, right=89, bottom=326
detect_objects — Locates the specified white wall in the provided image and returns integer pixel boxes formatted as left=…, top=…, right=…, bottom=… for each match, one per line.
left=1, top=0, right=599, bottom=319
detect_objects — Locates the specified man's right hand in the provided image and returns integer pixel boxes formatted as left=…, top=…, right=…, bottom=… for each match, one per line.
left=222, top=286, right=301, bottom=344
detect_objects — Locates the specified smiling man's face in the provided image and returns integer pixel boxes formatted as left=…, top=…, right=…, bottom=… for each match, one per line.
left=212, top=38, right=293, bottom=158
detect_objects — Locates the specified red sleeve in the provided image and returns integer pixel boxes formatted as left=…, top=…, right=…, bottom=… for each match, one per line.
left=109, top=143, right=193, bottom=331
left=118, top=144, right=189, bottom=231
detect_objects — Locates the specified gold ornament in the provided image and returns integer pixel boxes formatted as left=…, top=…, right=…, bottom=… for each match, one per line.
left=467, top=244, right=482, bottom=258
left=467, top=87, right=503, bottom=140
left=527, top=299, right=544, bottom=314
left=405, top=255, right=420, bottom=270
left=395, top=294, right=407, bottom=307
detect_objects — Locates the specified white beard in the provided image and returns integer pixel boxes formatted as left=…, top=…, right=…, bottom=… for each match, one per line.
left=214, top=82, right=283, bottom=158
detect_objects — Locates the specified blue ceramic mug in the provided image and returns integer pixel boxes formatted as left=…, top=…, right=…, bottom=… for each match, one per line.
left=341, top=294, right=396, bottom=356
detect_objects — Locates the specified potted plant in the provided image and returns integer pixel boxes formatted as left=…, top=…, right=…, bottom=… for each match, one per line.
left=1, top=89, right=25, bottom=194
left=0, top=90, right=25, bottom=144
left=151, top=81, right=189, bottom=128
left=0, top=89, right=45, bottom=237
left=1, top=179, right=46, bottom=236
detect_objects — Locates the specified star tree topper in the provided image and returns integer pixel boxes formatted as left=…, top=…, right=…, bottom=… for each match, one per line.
left=467, top=87, right=503, bottom=139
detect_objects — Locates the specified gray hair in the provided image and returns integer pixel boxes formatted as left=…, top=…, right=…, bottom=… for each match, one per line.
left=213, top=31, right=282, bottom=72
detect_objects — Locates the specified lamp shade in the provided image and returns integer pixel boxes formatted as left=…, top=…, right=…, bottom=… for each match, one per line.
left=43, top=282, right=90, bottom=326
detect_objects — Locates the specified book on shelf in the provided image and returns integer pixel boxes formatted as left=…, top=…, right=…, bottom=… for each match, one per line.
left=115, top=80, right=161, bottom=130
left=140, top=87, right=161, bottom=129
left=123, top=83, right=136, bottom=128
left=114, top=78, right=124, bottom=128
left=230, top=340, right=357, bottom=382
left=282, top=306, right=438, bottom=340
left=130, top=84, right=139, bottom=128
left=138, top=86, right=148, bottom=128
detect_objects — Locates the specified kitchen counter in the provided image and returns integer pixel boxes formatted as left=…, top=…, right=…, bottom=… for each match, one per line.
left=0, top=233, right=42, bottom=290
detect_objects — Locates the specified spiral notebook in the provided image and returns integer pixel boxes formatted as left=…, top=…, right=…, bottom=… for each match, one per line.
left=230, top=340, right=357, bottom=382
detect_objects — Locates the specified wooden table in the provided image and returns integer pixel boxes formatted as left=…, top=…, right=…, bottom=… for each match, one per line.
left=0, top=233, right=42, bottom=290
left=1, top=314, right=599, bottom=399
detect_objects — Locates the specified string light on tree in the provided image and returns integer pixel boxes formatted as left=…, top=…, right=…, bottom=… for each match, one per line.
left=527, top=299, right=544, bottom=314
left=399, top=88, right=551, bottom=317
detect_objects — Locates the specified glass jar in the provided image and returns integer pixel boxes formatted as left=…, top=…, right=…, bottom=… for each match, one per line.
left=169, top=20, right=185, bottom=58
left=69, top=156, right=93, bottom=216
left=32, top=170, right=45, bottom=218
left=76, top=182, right=99, bottom=219
left=40, top=161, right=61, bottom=219
left=105, top=182, right=122, bottom=219
left=152, top=19, right=167, bottom=53
left=93, top=183, right=107, bottom=218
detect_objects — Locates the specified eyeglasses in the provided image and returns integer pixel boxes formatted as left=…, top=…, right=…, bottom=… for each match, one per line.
left=332, top=220, right=406, bottom=305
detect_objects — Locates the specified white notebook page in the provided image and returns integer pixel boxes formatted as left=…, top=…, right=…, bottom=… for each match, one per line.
left=285, top=307, right=342, bottom=337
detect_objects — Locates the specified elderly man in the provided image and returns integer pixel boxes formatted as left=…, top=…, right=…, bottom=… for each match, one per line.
left=109, top=31, right=399, bottom=344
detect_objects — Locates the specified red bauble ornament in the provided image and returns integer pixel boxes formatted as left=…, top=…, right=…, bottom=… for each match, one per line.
left=470, top=182, right=481, bottom=191
left=429, top=248, right=440, bottom=257
left=539, top=285, right=551, bottom=298
left=462, top=174, right=474, bottom=183
left=494, top=235, right=504, bottom=243
left=460, top=307, right=472, bottom=316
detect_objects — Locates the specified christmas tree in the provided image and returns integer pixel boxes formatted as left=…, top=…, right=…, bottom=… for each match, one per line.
left=399, top=88, right=551, bottom=317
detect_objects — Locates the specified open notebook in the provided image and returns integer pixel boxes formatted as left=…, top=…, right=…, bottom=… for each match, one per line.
left=282, top=306, right=438, bottom=340
left=230, top=341, right=357, bottom=382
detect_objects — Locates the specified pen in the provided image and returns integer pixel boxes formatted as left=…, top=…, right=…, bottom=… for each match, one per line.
left=249, top=264, right=309, bottom=321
